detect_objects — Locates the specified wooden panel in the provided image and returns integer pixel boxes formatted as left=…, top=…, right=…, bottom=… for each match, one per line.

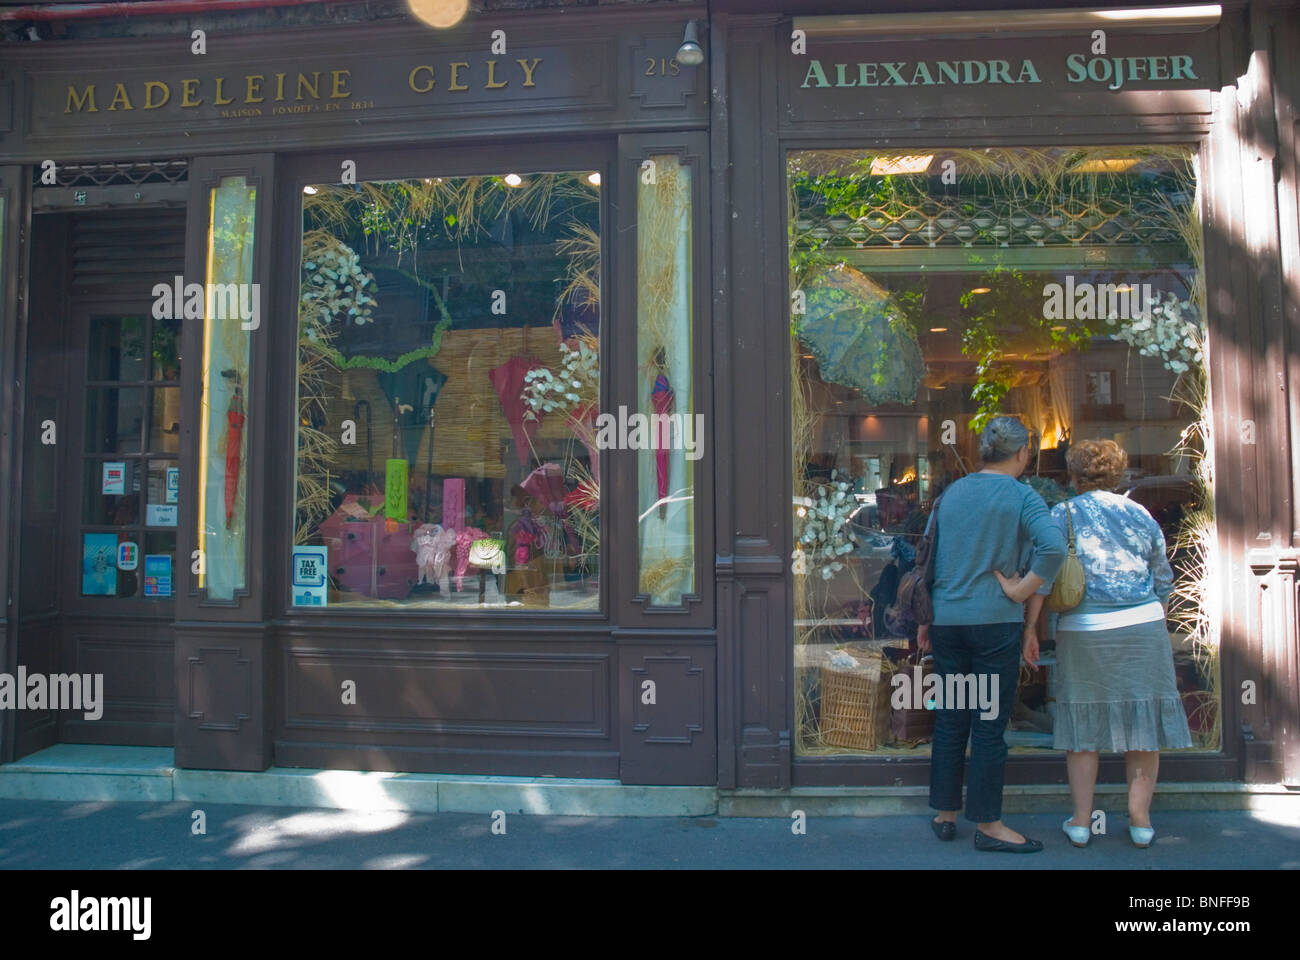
left=279, top=634, right=611, bottom=740
left=59, top=617, right=173, bottom=745
left=619, top=635, right=716, bottom=784
left=175, top=624, right=271, bottom=769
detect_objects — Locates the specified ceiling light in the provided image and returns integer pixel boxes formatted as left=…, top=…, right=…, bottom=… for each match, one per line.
left=503, top=174, right=523, bottom=187
left=1114, top=283, right=1134, bottom=292
left=407, top=0, right=469, bottom=29
left=869, top=155, right=934, bottom=176
left=793, top=6, right=1221, bottom=39
left=676, top=20, right=705, bottom=66
left=587, top=172, right=601, bottom=186
left=969, top=287, right=992, bottom=294
left=302, top=185, right=318, bottom=195
left=1072, top=158, right=1142, bottom=173
left=930, top=327, right=948, bottom=333
left=1052, top=325, right=1068, bottom=331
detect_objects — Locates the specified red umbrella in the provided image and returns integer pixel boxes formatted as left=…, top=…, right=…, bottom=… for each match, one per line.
left=651, top=373, right=674, bottom=518
left=224, top=382, right=245, bottom=530
left=489, top=356, right=543, bottom=467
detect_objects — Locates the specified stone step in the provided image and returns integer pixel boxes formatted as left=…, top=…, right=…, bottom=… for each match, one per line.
left=2, top=745, right=1295, bottom=818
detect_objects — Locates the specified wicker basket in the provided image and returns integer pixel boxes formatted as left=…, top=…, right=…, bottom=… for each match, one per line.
left=820, top=653, right=891, bottom=751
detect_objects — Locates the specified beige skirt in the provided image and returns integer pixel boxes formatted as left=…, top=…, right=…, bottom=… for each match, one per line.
left=1053, top=617, right=1193, bottom=752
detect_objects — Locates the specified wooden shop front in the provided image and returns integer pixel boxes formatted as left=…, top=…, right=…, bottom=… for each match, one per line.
left=708, top=0, right=1300, bottom=790
left=0, top=4, right=718, bottom=783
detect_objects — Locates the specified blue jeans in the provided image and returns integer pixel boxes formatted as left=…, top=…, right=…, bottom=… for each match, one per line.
left=928, top=622, right=1023, bottom=823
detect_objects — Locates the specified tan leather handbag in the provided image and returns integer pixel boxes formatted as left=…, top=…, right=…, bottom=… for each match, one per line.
left=1044, top=502, right=1085, bottom=613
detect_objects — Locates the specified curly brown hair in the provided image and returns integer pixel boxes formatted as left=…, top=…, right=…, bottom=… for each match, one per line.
left=1066, top=438, right=1128, bottom=493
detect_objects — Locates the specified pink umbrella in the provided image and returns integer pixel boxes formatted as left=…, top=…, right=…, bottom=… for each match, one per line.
left=489, top=357, right=544, bottom=467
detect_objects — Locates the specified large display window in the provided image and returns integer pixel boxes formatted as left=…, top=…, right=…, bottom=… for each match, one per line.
left=292, top=170, right=602, bottom=610
left=788, top=147, right=1219, bottom=757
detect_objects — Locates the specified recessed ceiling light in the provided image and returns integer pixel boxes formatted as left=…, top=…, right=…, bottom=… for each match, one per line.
left=1052, top=325, right=1068, bottom=332
left=303, top=185, right=318, bottom=195
left=869, top=154, right=934, bottom=175
left=930, top=327, right=948, bottom=333
left=503, top=174, right=524, bottom=187
left=587, top=172, right=601, bottom=186
left=1071, top=158, right=1141, bottom=173
left=969, top=287, right=992, bottom=295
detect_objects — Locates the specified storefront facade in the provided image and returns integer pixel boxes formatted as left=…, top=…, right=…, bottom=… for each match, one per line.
left=0, top=0, right=1296, bottom=793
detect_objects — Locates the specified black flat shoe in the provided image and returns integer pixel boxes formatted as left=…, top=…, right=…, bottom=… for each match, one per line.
left=930, top=818, right=956, bottom=841
left=974, top=830, right=1043, bottom=853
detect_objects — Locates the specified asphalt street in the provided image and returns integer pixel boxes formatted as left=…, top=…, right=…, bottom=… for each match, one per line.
left=0, top=800, right=1296, bottom=869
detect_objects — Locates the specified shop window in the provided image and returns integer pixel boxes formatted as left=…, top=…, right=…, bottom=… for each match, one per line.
left=292, top=171, right=602, bottom=610
left=788, top=147, right=1219, bottom=757
left=636, top=155, right=696, bottom=605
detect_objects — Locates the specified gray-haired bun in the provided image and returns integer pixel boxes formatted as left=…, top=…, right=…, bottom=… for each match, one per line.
left=979, top=416, right=1029, bottom=463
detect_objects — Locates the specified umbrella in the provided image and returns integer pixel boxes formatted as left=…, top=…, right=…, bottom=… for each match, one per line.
left=651, top=373, right=674, bottom=518
left=489, top=356, right=544, bottom=466
left=222, top=370, right=245, bottom=530
left=796, top=264, right=925, bottom=405
left=377, top=366, right=446, bottom=466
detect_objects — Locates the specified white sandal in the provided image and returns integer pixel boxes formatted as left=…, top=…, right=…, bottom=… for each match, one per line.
left=1129, top=825, right=1155, bottom=848
left=1063, top=818, right=1091, bottom=847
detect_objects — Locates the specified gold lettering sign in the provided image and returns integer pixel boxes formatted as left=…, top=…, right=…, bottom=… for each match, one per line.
left=63, top=58, right=543, bottom=116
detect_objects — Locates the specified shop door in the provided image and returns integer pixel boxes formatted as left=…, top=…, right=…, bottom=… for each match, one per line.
left=23, top=208, right=186, bottom=749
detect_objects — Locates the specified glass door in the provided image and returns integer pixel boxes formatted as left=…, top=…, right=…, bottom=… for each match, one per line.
left=77, top=308, right=182, bottom=604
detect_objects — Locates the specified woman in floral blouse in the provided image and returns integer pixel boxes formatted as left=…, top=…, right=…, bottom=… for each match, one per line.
left=995, top=439, right=1192, bottom=850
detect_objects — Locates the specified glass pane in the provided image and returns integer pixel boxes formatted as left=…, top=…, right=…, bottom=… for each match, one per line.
left=152, top=316, right=182, bottom=381
left=149, top=387, right=181, bottom=453
left=197, top=176, right=256, bottom=601
left=293, top=171, right=602, bottom=610
left=84, top=387, right=144, bottom=454
left=636, top=155, right=696, bottom=605
left=145, top=460, right=180, bottom=527
left=82, top=461, right=140, bottom=525
left=80, top=532, right=137, bottom=598
left=87, top=316, right=146, bottom=381
left=143, top=532, right=177, bottom=600
left=789, top=146, right=1216, bottom=756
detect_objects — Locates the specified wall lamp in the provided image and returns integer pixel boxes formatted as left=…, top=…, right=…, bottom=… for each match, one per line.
left=793, top=5, right=1221, bottom=40
left=677, top=19, right=705, bottom=66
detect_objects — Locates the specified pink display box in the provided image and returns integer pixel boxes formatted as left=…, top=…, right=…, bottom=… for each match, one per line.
left=319, top=495, right=419, bottom=599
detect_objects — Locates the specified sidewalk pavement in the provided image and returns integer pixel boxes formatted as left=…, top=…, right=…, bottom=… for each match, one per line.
left=1, top=799, right=1296, bottom=869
